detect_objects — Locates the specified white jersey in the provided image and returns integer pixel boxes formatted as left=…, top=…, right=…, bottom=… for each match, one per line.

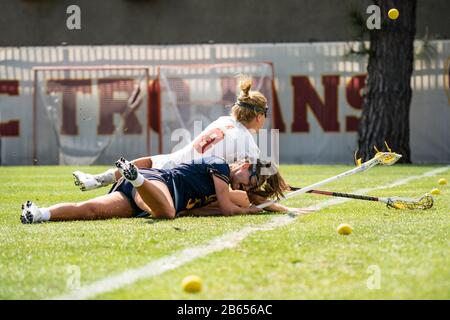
left=151, top=116, right=260, bottom=169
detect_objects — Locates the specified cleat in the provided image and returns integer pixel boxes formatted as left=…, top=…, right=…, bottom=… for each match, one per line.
left=20, top=201, right=44, bottom=224
left=72, top=171, right=102, bottom=192
left=115, top=160, right=123, bottom=169
left=115, top=157, right=138, bottom=181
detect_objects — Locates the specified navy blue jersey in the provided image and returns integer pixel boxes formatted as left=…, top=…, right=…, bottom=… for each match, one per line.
left=167, top=156, right=230, bottom=212
left=111, top=156, right=231, bottom=215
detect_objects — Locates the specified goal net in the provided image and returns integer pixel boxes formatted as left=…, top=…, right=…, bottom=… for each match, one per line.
left=156, top=62, right=275, bottom=154
left=33, top=66, right=150, bottom=165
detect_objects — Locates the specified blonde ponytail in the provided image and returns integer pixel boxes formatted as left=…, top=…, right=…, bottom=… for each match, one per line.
left=238, top=77, right=252, bottom=100
left=231, top=75, right=268, bottom=124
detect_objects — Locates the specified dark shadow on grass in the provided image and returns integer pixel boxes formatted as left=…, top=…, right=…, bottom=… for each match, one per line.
left=142, top=216, right=165, bottom=225
left=176, top=210, right=289, bottom=218
left=140, top=209, right=305, bottom=226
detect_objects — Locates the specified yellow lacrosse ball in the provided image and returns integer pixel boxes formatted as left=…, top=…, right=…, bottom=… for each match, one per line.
left=182, top=275, right=203, bottom=293
left=438, top=178, right=448, bottom=185
left=430, top=188, right=441, bottom=195
left=388, top=8, right=399, bottom=20
left=337, top=223, right=353, bottom=235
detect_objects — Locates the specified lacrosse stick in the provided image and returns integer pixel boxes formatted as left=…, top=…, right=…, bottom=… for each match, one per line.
left=256, top=152, right=402, bottom=209
left=289, top=187, right=434, bottom=210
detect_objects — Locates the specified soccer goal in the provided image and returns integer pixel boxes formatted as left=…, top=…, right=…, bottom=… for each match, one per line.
left=156, top=62, right=276, bottom=154
left=33, top=66, right=150, bottom=165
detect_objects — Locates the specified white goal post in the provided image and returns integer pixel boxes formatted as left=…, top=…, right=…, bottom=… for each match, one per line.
left=32, top=62, right=277, bottom=165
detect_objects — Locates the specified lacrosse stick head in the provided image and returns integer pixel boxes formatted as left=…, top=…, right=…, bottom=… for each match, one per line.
left=374, top=152, right=402, bottom=166
left=386, top=193, right=434, bottom=210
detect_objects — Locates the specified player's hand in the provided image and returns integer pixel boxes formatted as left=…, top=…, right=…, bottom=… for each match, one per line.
left=247, top=205, right=264, bottom=214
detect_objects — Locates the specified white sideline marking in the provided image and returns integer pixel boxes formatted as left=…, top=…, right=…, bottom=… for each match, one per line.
left=54, top=166, right=449, bottom=300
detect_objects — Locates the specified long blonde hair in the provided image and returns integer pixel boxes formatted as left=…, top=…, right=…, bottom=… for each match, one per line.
left=229, top=158, right=289, bottom=199
left=246, top=159, right=290, bottom=200
left=231, top=76, right=268, bottom=124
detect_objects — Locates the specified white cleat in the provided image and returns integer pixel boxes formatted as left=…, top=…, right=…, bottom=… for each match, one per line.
left=73, top=171, right=102, bottom=191
left=115, top=157, right=138, bottom=181
left=21, top=201, right=44, bottom=224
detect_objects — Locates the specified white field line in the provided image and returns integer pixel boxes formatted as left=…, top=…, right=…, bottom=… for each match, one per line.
left=54, top=165, right=449, bottom=300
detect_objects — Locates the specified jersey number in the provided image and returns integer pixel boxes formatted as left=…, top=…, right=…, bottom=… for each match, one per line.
left=193, top=128, right=225, bottom=154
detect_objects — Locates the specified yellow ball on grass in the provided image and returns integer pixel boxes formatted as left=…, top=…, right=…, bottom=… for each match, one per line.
left=438, top=178, right=447, bottom=185
left=430, top=188, right=441, bottom=195
left=337, top=223, right=353, bottom=235
left=182, top=275, right=203, bottom=293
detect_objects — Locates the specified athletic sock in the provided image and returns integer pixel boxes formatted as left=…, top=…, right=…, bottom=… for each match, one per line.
left=129, top=173, right=145, bottom=187
left=95, top=168, right=117, bottom=186
left=40, top=207, right=51, bottom=222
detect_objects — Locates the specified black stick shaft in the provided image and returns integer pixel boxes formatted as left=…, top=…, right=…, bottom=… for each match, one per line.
left=290, top=186, right=380, bottom=202
left=309, top=190, right=379, bottom=202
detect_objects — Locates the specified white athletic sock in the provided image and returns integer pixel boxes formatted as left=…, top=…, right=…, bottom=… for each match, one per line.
left=40, top=207, right=51, bottom=222
left=95, top=168, right=117, bottom=186
left=129, top=173, right=145, bottom=187
left=105, top=168, right=117, bottom=183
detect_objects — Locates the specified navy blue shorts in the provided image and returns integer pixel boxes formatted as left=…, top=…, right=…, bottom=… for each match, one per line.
left=108, top=169, right=175, bottom=218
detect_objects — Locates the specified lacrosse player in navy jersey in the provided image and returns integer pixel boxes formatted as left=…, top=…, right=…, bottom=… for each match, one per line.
left=21, top=155, right=311, bottom=223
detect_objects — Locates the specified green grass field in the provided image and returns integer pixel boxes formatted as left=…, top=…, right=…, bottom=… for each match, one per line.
left=0, top=165, right=449, bottom=300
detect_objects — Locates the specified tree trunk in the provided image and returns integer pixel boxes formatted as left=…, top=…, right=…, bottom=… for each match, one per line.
left=358, top=0, right=416, bottom=163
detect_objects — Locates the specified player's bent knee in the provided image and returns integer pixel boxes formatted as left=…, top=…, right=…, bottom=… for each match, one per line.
left=152, top=209, right=176, bottom=219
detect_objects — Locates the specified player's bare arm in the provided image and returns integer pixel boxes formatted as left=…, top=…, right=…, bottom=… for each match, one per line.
left=211, top=176, right=262, bottom=216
